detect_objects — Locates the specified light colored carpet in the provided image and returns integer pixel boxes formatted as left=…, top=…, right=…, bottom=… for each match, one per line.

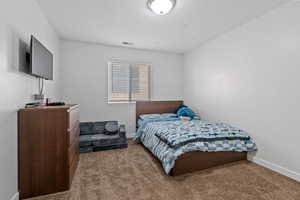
left=27, top=141, right=300, bottom=200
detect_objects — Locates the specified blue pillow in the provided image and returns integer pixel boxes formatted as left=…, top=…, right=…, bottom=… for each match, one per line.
left=177, top=106, right=202, bottom=120
left=177, top=107, right=195, bottom=118
left=178, top=104, right=188, bottom=109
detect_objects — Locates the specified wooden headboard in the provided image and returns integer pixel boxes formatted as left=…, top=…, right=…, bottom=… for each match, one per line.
left=136, top=100, right=183, bottom=125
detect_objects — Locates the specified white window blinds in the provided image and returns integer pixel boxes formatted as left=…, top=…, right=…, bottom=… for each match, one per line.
left=108, top=61, right=150, bottom=102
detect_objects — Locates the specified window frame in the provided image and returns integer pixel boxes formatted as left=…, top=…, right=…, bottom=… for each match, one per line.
left=107, top=60, right=151, bottom=104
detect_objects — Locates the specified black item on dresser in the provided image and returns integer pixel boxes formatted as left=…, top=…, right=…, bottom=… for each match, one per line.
left=46, top=101, right=66, bottom=106
left=79, top=121, right=128, bottom=153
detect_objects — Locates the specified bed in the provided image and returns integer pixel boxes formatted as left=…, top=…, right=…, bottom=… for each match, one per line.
left=135, top=101, right=257, bottom=176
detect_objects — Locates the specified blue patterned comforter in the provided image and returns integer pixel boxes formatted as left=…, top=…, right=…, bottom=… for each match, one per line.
left=154, top=120, right=250, bottom=148
left=134, top=118, right=257, bottom=174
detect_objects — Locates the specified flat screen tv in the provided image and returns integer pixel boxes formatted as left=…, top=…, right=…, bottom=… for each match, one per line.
left=30, top=35, right=53, bottom=80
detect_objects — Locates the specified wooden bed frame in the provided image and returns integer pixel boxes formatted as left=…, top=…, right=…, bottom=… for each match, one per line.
left=136, top=100, right=247, bottom=176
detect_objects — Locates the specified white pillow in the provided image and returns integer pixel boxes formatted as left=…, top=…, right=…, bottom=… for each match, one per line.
left=139, top=114, right=161, bottom=120
left=160, top=113, right=177, bottom=118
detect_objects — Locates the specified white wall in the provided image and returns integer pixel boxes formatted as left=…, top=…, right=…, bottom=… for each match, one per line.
left=60, top=40, right=183, bottom=135
left=0, top=1, right=61, bottom=199
left=184, top=1, right=300, bottom=181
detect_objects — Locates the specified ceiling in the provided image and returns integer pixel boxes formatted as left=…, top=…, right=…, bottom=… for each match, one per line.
left=36, top=0, right=289, bottom=53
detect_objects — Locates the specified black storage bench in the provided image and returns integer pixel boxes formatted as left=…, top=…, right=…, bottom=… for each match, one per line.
left=79, top=121, right=128, bottom=153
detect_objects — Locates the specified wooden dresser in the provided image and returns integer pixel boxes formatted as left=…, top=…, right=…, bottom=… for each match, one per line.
left=18, top=104, right=80, bottom=199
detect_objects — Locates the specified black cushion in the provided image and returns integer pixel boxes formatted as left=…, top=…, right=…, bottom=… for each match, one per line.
left=119, top=124, right=126, bottom=138
left=80, top=122, right=94, bottom=135
left=104, top=121, right=118, bottom=135
left=93, top=121, right=106, bottom=134
left=78, top=121, right=128, bottom=153
left=79, top=135, right=93, bottom=147
left=80, top=121, right=118, bottom=135
left=80, top=146, right=93, bottom=153
left=91, top=134, right=122, bottom=146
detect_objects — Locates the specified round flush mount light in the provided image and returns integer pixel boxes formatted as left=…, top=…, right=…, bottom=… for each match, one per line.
left=147, top=0, right=176, bottom=15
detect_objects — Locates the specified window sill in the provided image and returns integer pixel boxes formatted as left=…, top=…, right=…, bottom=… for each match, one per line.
left=108, top=101, right=136, bottom=104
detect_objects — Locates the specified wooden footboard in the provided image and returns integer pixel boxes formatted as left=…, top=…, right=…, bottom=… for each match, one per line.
left=171, top=151, right=247, bottom=176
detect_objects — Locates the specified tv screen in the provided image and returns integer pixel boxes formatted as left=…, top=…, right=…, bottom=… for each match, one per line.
left=30, top=36, right=53, bottom=80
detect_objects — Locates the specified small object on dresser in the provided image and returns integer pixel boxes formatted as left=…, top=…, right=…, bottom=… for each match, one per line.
left=46, top=102, right=66, bottom=106
left=46, top=98, right=50, bottom=105
left=25, top=102, right=40, bottom=108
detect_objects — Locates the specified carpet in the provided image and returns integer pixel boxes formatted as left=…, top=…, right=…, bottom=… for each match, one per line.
left=26, top=141, right=300, bottom=200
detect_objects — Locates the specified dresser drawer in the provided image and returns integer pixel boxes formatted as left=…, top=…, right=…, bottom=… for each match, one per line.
left=68, top=122, right=79, bottom=146
left=69, top=135, right=79, bottom=167
left=68, top=107, right=79, bottom=130
left=69, top=152, right=79, bottom=186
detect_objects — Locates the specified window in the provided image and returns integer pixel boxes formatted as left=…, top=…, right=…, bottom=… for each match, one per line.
left=108, top=61, right=150, bottom=103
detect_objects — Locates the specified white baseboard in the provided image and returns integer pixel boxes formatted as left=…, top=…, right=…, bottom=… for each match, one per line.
left=10, top=192, right=19, bottom=200
left=248, top=155, right=300, bottom=182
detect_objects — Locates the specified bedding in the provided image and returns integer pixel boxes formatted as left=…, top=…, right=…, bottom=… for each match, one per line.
left=138, top=113, right=177, bottom=128
left=139, top=114, right=161, bottom=120
left=154, top=120, right=251, bottom=148
left=139, top=113, right=177, bottom=120
left=134, top=118, right=257, bottom=174
left=160, top=113, right=177, bottom=118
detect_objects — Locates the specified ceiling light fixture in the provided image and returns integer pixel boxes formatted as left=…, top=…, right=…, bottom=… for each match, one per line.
left=147, top=0, right=176, bottom=16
